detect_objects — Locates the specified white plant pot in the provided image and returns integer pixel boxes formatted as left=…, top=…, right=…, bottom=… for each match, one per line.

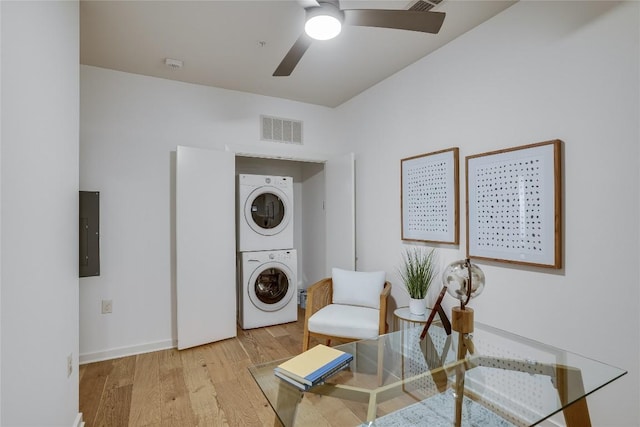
left=409, top=298, right=427, bottom=316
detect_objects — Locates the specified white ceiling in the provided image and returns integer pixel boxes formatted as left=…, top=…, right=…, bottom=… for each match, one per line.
left=80, top=0, right=516, bottom=108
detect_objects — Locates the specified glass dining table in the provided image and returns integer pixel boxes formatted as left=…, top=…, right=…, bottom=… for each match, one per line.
left=249, top=320, right=626, bottom=426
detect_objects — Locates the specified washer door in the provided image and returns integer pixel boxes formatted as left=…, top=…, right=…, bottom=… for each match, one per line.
left=244, top=186, right=291, bottom=236
left=248, top=261, right=294, bottom=312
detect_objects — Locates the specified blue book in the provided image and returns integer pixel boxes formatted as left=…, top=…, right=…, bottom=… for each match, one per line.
left=274, top=344, right=354, bottom=387
left=274, top=370, right=312, bottom=391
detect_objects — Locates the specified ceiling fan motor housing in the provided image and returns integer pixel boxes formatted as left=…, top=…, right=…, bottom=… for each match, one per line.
left=305, top=1, right=345, bottom=40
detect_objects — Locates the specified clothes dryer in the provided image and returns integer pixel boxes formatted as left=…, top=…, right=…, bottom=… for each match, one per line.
left=237, top=174, right=293, bottom=252
left=238, top=249, right=298, bottom=329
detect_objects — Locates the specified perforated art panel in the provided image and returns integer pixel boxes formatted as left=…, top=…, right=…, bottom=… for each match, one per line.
left=401, top=148, right=458, bottom=244
left=467, top=140, right=561, bottom=267
left=474, top=156, right=545, bottom=253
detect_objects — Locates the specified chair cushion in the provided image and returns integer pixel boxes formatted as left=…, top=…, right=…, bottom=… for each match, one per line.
left=332, top=268, right=385, bottom=309
left=307, top=304, right=380, bottom=340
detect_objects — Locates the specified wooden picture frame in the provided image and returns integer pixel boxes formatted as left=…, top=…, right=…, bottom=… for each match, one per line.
left=401, top=148, right=459, bottom=244
left=466, top=139, right=562, bottom=268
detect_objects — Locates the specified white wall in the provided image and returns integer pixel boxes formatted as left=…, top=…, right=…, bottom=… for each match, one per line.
left=79, top=66, right=341, bottom=361
left=1, top=1, right=80, bottom=426
left=336, top=1, right=639, bottom=425
left=0, top=3, right=4, bottom=423
left=0, top=3, right=3, bottom=423
left=299, top=161, right=327, bottom=286
left=79, top=1, right=639, bottom=424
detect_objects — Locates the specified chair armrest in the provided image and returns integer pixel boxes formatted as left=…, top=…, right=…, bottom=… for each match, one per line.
left=304, top=278, right=333, bottom=320
left=379, top=281, right=392, bottom=334
left=302, top=277, right=333, bottom=351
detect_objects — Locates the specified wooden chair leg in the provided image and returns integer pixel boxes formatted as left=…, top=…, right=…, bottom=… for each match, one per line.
left=302, top=330, right=310, bottom=352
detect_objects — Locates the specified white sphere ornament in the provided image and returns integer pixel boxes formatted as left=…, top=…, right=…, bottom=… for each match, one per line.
left=442, top=259, right=485, bottom=307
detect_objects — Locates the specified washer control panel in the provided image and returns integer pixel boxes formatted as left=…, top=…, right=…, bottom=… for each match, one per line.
left=239, top=174, right=292, bottom=188
left=268, top=250, right=294, bottom=261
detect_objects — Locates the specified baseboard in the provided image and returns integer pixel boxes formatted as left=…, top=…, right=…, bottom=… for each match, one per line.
left=79, top=339, right=176, bottom=364
left=73, top=413, right=84, bottom=427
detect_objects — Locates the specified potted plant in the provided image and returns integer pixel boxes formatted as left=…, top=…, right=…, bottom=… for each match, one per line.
left=398, top=247, right=438, bottom=316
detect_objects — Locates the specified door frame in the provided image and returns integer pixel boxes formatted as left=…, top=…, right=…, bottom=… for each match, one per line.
left=226, top=143, right=332, bottom=163
left=226, top=143, right=356, bottom=273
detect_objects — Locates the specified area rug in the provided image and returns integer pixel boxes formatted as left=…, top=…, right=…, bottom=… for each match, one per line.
left=361, top=392, right=516, bottom=427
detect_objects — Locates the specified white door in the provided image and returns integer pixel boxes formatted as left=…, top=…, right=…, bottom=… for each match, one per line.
left=176, top=145, right=236, bottom=349
left=325, top=153, right=356, bottom=273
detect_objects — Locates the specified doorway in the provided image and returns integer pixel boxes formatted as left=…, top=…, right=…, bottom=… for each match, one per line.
left=236, top=156, right=326, bottom=289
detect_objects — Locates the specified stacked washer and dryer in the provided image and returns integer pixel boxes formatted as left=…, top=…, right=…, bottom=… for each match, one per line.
left=237, top=174, right=298, bottom=329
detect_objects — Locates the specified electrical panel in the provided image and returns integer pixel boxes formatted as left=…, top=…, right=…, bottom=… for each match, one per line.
left=79, top=191, right=100, bottom=277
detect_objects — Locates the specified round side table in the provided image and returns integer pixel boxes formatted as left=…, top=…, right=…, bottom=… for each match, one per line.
left=393, top=306, right=435, bottom=331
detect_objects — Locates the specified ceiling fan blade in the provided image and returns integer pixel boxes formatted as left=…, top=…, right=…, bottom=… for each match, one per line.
left=273, top=33, right=313, bottom=77
left=296, top=0, right=320, bottom=9
left=343, top=9, right=445, bottom=34
left=296, top=0, right=320, bottom=8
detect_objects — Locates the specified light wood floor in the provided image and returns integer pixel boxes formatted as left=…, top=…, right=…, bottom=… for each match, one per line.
left=79, top=308, right=348, bottom=427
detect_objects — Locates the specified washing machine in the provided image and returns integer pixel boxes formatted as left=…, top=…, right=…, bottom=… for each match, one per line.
left=238, top=249, right=298, bottom=329
left=237, top=174, right=293, bottom=252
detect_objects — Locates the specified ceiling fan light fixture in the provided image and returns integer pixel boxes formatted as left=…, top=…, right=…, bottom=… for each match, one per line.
left=305, top=4, right=344, bottom=41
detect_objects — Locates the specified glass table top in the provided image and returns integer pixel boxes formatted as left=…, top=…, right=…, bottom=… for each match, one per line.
left=249, top=320, right=626, bottom=427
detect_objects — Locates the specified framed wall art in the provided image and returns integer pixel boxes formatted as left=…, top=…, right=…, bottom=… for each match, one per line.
left=401, top=147, right=459, bottom=244
left=466, top=139, right=562, bottom=268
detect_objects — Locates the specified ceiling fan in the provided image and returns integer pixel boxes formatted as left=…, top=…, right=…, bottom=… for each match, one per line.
left=273, top=0, right=446, bottom=77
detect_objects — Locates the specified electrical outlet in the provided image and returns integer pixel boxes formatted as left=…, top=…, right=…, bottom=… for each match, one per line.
left=67, top=353, right=73, bottom=377
left=101, top=299, right=113, bottom=314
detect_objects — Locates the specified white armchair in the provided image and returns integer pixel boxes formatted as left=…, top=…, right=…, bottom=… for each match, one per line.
left=302, top=268, right=392, bottom=352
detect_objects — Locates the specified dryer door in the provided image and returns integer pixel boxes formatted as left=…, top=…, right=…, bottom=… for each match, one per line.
left=247, top=262, right=295, bottom=312
left=244, top=186, right=292, bottom=236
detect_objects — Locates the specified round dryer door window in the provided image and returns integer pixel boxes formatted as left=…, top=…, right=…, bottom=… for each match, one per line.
left=248, top=263, right=294, bottom=312
left=244, top=187, right=291, bottom=236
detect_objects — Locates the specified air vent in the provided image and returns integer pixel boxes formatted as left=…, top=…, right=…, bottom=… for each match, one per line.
left=408, top=0, right=442, bottom=12
left=164, top=58, right=183, bottom=69
left=260, top=115, right=303, bottom=144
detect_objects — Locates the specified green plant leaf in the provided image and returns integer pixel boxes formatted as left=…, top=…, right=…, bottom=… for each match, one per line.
left=398, top=247, right=438, bottom=299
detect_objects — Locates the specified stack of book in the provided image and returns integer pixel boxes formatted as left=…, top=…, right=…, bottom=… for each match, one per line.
left=274, top=344, right=354, bottom=391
